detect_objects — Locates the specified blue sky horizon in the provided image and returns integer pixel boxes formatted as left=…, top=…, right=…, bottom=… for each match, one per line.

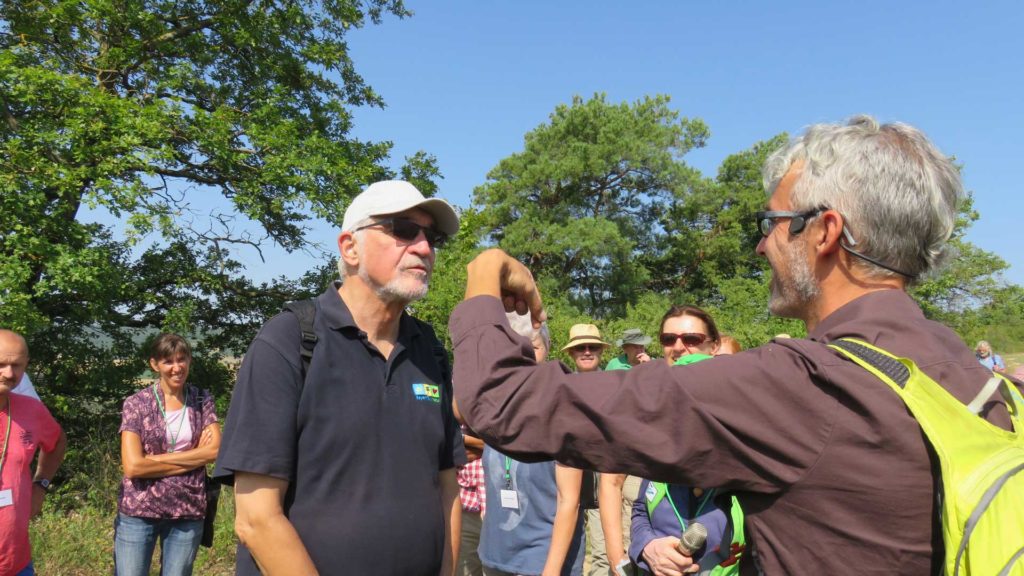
left=320, top=2, right=1024, bottom=287
left=89, top=2, right=1024, bottom=290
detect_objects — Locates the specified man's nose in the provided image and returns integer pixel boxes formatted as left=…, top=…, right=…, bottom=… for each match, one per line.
left=756, top=236, right=767, bottom=256
left=408, top=231, right=433, bottom=256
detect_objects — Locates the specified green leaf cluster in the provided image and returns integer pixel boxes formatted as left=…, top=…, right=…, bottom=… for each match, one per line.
left=0, top=0, right=427, bottom=497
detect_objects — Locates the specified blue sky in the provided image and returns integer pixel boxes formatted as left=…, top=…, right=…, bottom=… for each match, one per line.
left=237, top=1, right=1024, bottom=286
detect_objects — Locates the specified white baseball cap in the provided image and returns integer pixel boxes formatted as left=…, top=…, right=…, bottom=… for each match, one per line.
left=341, top=180, right=460, bottom=237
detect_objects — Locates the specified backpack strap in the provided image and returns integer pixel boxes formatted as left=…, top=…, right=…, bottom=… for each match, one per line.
left=829, top=338, right=910, bottom=388
left=282, top=299, right=318, bottom=384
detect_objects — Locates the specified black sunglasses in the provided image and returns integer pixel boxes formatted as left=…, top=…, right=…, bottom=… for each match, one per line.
left=659, top=333, right=710, bottom=347
left=571, top=344, right=604, bottom=353
left=754, top=209, right=822, bottom=238
left=354, top=218, right=448, bottom=248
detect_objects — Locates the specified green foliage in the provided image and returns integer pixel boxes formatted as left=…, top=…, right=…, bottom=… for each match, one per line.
left=474, top=93, right=709, bottom=318
left=0, top=0, right=431, bottom=509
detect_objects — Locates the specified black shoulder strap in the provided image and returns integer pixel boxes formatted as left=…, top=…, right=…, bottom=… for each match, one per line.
left=829, top=338, right=911, bottom=388
left=283, top=299, right=318, bottom=385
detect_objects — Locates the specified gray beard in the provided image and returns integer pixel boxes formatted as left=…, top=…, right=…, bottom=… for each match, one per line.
left=358, top=266, right=429, bottom=304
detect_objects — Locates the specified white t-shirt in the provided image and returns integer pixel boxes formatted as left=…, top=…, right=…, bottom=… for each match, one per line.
left=13, top=374, right=40, bottom=401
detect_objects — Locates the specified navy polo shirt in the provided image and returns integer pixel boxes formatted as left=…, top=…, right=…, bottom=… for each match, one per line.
left=214, top=281, right=465, bottom=575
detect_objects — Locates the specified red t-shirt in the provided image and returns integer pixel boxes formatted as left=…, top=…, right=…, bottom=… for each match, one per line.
left=0, top=394, right=62, bottom=576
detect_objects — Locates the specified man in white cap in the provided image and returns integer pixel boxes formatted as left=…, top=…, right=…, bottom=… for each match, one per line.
left=216, top=181, right=465, bottom=575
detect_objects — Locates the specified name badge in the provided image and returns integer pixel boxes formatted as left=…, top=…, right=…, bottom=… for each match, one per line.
left=0, top=489, right=12, bottom=508
left=500, top=489, right=520, bottom=510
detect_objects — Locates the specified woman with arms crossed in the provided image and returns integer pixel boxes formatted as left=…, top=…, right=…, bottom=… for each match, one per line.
left=115, top=334, right=220, bottom=576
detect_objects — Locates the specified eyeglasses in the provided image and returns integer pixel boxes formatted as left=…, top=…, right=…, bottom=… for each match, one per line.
left=659, top=333, right=709, bottom=347
left=754, top=209, right=822, bottom=238
left=354, top=218, right=448, bottom=248
left=571, top=344, right=603, bottom=354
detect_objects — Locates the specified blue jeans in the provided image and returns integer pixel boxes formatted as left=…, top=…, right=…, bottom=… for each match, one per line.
left=15, top=561, right=34, bottom=576
left=114, top=513, right=204, bottom=576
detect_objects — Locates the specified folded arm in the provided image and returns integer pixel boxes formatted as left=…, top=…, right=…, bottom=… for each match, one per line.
left=121, top=423, right=220, bottom=479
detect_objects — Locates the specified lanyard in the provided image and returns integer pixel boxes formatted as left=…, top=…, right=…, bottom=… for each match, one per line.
left=0, top=396, right=10, bottom=482
left=665, top=487, right=716, bottom=530
left=153, top=384, right=188, bottom=453
left=503, top=456, right=513, bottom=490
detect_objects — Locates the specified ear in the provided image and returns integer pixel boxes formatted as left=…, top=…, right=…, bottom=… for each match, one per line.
left=815, top=210, right=845, bottom=256
left=149, top=358, right=159, bottom=372
left=338, top=231, right=360, bottom=270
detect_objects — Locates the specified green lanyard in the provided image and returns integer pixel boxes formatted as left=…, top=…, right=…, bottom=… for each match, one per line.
left=153, top=384, right=188, bottom=453
left=503, top=456, right=513, bottom=490
left=665, top=487, right=716, bottom=530
left=0, top=396, right=10, bottom=482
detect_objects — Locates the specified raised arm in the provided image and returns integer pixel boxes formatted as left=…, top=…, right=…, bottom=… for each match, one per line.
left=234, top=472, right=318, bottom=575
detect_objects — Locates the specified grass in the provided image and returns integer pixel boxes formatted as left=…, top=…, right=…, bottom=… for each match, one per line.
left=30, top=487, right=238, bottom=575
left=1003, top=351, right=1024, bottom=376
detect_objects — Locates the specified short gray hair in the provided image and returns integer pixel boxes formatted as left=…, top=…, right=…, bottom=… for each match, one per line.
left=337, top=217, right=373, bottom=279
left=762, top=115, right=962, bottom=282
left=506, top=311, right=550, bottom=350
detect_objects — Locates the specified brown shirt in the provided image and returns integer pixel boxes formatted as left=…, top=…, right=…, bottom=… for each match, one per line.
left=450, top=290, right=1013, bottom=575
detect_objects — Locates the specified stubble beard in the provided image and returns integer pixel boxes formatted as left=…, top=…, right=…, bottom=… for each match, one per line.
left=768, top=240, right=820, bottom=318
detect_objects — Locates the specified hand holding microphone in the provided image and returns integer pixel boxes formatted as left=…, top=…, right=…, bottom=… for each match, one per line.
left=676, top=521, right=708, bottom=556
left=641, top=523, right=705, bottom=576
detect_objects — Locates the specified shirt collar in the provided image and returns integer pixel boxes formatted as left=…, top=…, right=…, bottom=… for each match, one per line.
left=807, top=289, right=920, bottom=343
left=317, top=280, right=424, bottom=342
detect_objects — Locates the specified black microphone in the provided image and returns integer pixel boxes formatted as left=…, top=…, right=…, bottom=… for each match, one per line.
left=676, top=521, right=708, bottom=556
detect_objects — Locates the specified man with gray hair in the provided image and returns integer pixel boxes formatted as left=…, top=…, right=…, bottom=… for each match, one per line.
left=975, top=340, right=1006, bottom=373
left=216, top=181, right=465, bottom=575
left=448, top=117, right=1017, bottom=573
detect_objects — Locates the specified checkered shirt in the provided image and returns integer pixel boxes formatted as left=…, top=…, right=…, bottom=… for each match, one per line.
left=457, top=458, right=486, bottom=513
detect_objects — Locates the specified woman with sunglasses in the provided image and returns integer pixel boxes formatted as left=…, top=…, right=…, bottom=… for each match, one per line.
left=628, top=306, right=743, bottom=576
left=659, top=305, right=720, bottom=365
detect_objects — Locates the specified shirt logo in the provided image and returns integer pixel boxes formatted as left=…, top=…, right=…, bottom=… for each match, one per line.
left=412, top=383, right=441, bottom=403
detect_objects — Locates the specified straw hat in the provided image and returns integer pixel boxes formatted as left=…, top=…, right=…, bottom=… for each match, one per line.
left=561, top=324, right=610, bottom=351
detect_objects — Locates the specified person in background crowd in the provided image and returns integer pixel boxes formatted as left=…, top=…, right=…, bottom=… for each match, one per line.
left=0, top=329, right=66, bottom=576
left=606, top=329, right=652, bottom=371
left=478, top=312, right=584, bottom=576
left=12, top=374, right=39, bottom=402
left=975, top=340, right=1006, bottom=373
left=215, top=181, right=464, bottom=575
left=449, top=116, right=1010, bottom=573
left=599, top=328, right=652, bottom=574
left=629, top=308, right=740, bottom=576
left=115, top=333, right=220, bottom=576
left=659, top=306, right=721, bottom=365
left=562, top=324, right=610, bottom=575
left=716, top=336, right=742, bottom=356
left=457, top=425, right=486, bottom=576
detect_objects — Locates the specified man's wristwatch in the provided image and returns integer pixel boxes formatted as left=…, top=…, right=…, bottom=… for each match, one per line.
left=32, top=478, right=51, bottom=492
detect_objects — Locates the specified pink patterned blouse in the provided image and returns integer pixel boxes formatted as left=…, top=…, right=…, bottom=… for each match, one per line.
left=118, top=384, right=217, bottom=519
